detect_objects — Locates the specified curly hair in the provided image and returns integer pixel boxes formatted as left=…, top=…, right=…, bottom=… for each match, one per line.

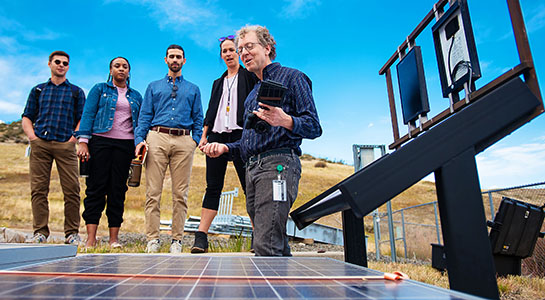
left=236, top=25, right=276, bottom=60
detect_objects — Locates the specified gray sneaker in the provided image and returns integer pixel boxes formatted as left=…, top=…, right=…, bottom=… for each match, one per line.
left=170, top=239, right=182, bottom=254
left=27, top=233, right=47, bottom=243
left=65, top=233, right=82, bottom=246
left=146, top=239, right=161, bottom=253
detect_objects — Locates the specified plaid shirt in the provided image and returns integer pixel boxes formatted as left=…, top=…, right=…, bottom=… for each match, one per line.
left=22, top=79, right=85, bottom=142
left=226, top=62, right=322, bottom=162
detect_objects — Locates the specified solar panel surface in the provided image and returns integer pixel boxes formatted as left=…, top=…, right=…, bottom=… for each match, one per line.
left=0, top=255, right=483, bottom=299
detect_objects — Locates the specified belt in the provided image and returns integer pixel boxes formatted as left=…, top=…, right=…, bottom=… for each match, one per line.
left=151, top=126, right=190, bottom=136
left=247, top=148, right=294, bottom=165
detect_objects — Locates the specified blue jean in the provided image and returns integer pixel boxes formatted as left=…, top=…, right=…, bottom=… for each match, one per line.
left=245, top=152, right=301, bottom=256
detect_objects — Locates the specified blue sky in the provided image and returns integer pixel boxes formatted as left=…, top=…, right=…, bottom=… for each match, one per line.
left=0, top=0, right=543, bottom=189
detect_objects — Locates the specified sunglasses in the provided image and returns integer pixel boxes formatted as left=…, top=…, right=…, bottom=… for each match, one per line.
left=171, top=84, right=178, bottom=98
left=53, top=59, right=69, bottom=67
left=219, top=35, right=235, bottom=42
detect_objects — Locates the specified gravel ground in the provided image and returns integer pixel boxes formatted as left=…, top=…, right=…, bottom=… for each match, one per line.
left=96, top=232, right=345, bottom=253
left=23, top=230, right=424, bottom=263
left=99, top=232, right=429, bottom=265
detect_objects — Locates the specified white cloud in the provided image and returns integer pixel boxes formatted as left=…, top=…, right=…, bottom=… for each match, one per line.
left=0, top=36, right=20, bottom=53
left=281, top=0, right=320, bottom=19
left=22, top=29, right=62, bottom=41
left=476, top=141, right=545, bottom=188
left=0, top=14, right=63, bottom=44
left=527, top=4, right=545, bottom=33
left=0, top=15, right=21, bottom=31
left=0, top=56, right=51, bottom=120
left=108, top=0, right=237, bottom=49
left=0, top=101, right=24, bottom=115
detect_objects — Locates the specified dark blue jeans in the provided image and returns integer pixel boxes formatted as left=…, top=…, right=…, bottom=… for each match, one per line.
left=245, top=152, right=301, bottom=256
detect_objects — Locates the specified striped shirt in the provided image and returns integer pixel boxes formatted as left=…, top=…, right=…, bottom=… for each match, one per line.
left=22, top=79, right=85, bottom=142
left=226, top=62, right=322, bottom=162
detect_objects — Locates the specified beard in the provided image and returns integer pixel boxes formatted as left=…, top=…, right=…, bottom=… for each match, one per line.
left=168, top=63, right=181, bottom=73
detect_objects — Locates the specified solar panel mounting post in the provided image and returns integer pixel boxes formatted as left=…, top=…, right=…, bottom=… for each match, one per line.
left=434, top=147, right=499, bottom=299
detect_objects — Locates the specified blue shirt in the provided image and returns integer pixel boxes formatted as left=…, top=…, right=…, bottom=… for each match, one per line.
left=22, top=79, right=86, bottom=142
left=135, top=75, right=204, bottom=145
left=226, top=63, right=322, bottom=162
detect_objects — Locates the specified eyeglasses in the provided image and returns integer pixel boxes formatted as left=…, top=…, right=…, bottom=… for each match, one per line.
left=219, top=35, right=235, bottom=42
left=171, top=84, right=178, bottom=98
left=237, top=42, right=260, bottom=54
left=54, top=59, right=69, bottom=67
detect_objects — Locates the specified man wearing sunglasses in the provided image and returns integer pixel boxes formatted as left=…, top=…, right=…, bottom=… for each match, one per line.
left=202, top=25, right=322, bottom=256
left=134, top=44, right=203, bottom=254
left=22, top=50, right=86, bottom=246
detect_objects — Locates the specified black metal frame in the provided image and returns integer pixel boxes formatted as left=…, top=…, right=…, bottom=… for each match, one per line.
left=291, top=1, right=543, bottom=298
left=431, top=0, right=481, bottom=97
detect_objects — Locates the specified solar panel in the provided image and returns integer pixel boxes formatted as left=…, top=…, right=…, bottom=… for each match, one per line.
left=0, top=255, right=482, bottom=299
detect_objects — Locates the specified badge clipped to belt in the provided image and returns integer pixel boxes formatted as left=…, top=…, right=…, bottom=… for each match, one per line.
left=273, top=164, right=287, bottom=202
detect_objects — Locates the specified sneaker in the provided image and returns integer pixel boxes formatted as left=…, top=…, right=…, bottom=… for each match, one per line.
left=170, top=239, right=183, bottom=254
left=27, top=233, right=47, bottom=243
left=190, top=231, right=208, bottom=253
left=146, top=239, right=161, bottom=253
left=65, top=233, right=82, bottom=246
left=110, top=242, right=123, bottom=249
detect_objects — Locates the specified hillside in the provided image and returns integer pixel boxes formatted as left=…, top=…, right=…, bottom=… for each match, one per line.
left=0, top=141, right=439, bottom=234
left=0, top=120, right=26, bottom=143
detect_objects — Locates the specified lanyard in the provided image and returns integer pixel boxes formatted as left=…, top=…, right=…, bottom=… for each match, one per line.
left=225, top=73, right=238, bottom=113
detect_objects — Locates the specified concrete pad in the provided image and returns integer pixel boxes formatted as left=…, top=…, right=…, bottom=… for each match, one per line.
left=0, top=243, right=77, bottom=269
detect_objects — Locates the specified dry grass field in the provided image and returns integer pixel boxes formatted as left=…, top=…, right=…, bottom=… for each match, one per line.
left=0, top=142, right=441, bottom=236
left=0, top=143, right=363, bottom=235
left=1, top=142, right=544, bottom=299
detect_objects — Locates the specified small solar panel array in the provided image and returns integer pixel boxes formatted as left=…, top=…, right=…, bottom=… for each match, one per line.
left=0, top=254, right=482, bottom=300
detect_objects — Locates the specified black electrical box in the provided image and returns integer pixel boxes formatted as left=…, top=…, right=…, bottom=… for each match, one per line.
left=488, top=197, right=544, bottom=258
left=431, top=243, right=447, bottom=271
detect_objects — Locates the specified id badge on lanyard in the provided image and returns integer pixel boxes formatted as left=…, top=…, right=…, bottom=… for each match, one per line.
left=224, top=106, right=230, bottom=128
left=273, top=165, right=287, bottom=202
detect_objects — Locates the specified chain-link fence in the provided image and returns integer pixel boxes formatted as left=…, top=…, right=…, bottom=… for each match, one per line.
left=374, top=182, right=545, bottom=276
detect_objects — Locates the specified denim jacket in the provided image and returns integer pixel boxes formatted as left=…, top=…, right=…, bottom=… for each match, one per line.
left=76, top=81, right=143, bottom=139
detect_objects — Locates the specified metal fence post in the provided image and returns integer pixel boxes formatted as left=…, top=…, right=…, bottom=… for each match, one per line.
left=488, top=191, right=494, bottom=217
left=387, top=201, right=397, bottom=262
left=373, top=210, right=381, bottom=259
left=434, top=202, right=441, bottom=244
left=401, top=210, right=407, bottom=258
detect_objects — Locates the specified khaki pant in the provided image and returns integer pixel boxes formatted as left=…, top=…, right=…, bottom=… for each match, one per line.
left=144, top=130, right=195, bottom=241
left=29, top=138, right=80, bottom=238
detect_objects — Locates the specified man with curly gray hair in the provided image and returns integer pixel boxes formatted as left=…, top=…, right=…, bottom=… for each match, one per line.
left=202, top=25, right=322, bottom=256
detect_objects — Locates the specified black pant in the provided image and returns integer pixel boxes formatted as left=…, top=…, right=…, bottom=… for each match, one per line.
left=202, top=130, right=246, bottom=210
left=82, top=136, right=134, bottom=227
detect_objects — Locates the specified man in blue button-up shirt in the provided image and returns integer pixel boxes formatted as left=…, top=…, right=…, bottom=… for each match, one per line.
left=135, top=44, right=203, bottom=254
left=21, top=50, right=86, bottom=246
left=202, top=26, right=322, bottom=256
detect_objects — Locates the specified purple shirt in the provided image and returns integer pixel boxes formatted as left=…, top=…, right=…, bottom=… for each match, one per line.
left=94, top=86, right=134, bottom=140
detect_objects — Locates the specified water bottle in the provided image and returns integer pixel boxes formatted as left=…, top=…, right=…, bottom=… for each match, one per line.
left=127, top=158, right=142, bottom=187
left=79, top=157, right=89, bottom=178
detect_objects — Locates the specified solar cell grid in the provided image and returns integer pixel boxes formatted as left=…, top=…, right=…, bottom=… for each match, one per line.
left=0, top=255, right=483, bottom=299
